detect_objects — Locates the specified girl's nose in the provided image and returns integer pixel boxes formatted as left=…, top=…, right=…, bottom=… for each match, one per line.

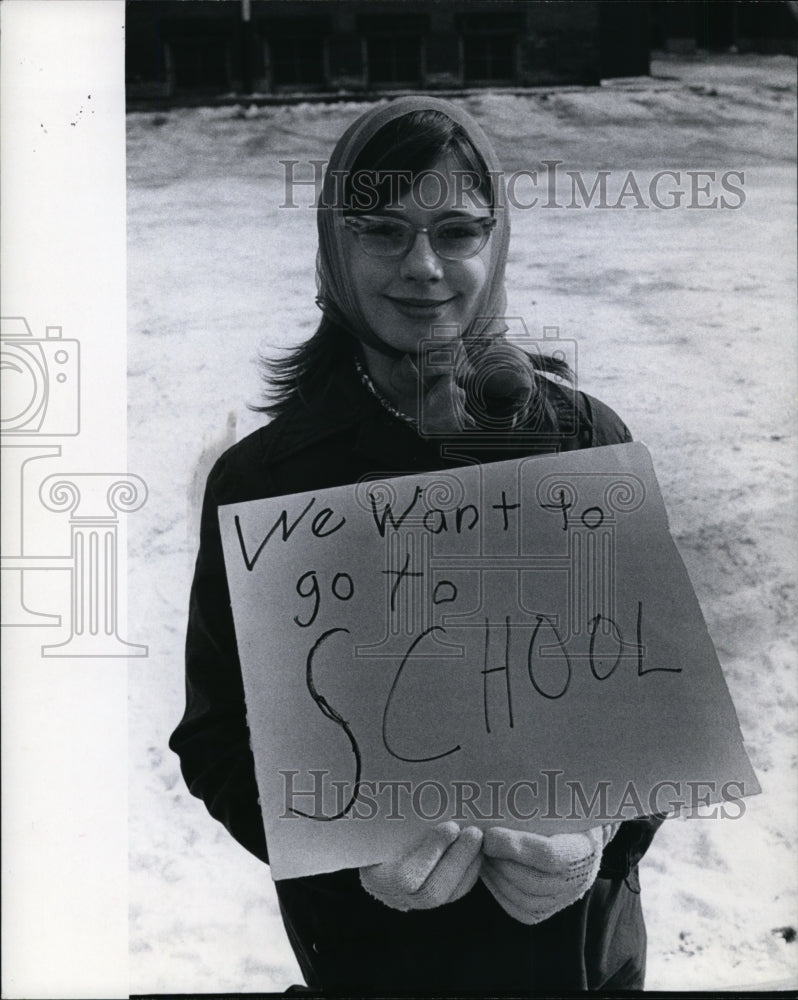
left=399, top=230, right=443, bottom=282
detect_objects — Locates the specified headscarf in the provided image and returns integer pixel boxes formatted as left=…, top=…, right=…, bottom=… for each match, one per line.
left=315, top=97, right=534, bottom=431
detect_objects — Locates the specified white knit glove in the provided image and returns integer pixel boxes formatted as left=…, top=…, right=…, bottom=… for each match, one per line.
left=360, top=821, right=483, bottom=911
left=481, top=823, right=620, bottom=925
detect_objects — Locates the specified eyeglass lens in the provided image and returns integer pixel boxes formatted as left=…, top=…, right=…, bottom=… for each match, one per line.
left=350, top=218, right=493, bottom=259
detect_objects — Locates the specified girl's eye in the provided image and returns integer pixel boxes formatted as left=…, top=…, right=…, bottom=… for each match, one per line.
left=365, top=221, right=406, bottom=238
left=438, top=222, right=482, bottom=241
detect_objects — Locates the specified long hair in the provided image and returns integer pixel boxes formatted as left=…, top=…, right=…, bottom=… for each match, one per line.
left=255, top=315, right=352, bottom=417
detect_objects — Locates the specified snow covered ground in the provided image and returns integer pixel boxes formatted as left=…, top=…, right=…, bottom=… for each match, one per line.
left=127, top=55, right=797, bottom=993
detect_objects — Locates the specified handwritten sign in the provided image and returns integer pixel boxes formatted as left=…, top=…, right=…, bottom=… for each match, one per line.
left=219, top=443, right=759, bottom=880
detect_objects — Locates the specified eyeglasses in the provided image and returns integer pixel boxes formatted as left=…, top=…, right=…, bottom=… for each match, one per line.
left=343, top=215, right=497, bottom=261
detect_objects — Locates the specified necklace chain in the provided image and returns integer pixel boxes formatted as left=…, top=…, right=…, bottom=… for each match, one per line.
left=353, top=355, right=418, bottom=427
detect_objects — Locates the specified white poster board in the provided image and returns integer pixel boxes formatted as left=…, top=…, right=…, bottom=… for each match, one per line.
left=220, top=443, right=759, bottom=879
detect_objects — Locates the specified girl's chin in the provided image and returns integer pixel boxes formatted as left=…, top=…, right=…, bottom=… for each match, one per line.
left=378, top=319, right=464, bottom=354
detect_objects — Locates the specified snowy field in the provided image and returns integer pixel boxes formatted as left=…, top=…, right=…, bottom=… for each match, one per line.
left=127, top=55, right=797, bottom=993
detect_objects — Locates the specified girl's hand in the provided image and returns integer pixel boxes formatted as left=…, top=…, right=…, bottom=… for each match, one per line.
left=359, top=821, right=483, bottom=911
left=480, top=823, right=620, bottom=925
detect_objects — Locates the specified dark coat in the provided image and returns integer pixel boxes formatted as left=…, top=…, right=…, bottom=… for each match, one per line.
left=170, top=358, right=664, bottom=993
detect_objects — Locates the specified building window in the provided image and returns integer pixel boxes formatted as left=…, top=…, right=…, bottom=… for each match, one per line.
left=463, top=32, right=517, bottom=84
left=168, top=33, right=232, bottom=91
left=367, top=34, right=422, bottom=85
left=270, top=35, right=325, bottom=87
left=460, top=12, right=521, bottom=85
left=265, top=18, right=327, bottom=89
left=360, top=15, right=427, bottom=87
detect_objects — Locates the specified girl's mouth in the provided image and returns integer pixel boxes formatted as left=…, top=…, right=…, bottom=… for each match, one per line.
left=386, top=296, right=456, bottom=317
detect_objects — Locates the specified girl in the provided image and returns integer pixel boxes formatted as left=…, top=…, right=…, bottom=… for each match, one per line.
left=170, top=96, right=663, bottom=993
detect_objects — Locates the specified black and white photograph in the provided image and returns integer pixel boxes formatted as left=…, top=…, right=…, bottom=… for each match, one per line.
left=2, top=1, right=797, bottom=996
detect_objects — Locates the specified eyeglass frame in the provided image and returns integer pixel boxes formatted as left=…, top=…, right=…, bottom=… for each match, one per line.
left=343, top=214, right=497, bottom=261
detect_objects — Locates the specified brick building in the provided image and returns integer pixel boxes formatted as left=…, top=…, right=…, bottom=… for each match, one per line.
left=125, top=1, right=796, bottom=104
left=126, top=1, right=642, bottom=101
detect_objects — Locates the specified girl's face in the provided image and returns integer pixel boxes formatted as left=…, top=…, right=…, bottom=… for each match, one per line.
left=345, top=156, right=493, bottom=357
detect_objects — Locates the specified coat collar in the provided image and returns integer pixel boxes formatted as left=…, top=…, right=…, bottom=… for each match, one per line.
left=258, top=353, right=589, bottom=472
left=258, top=355, right=420, bottom=468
